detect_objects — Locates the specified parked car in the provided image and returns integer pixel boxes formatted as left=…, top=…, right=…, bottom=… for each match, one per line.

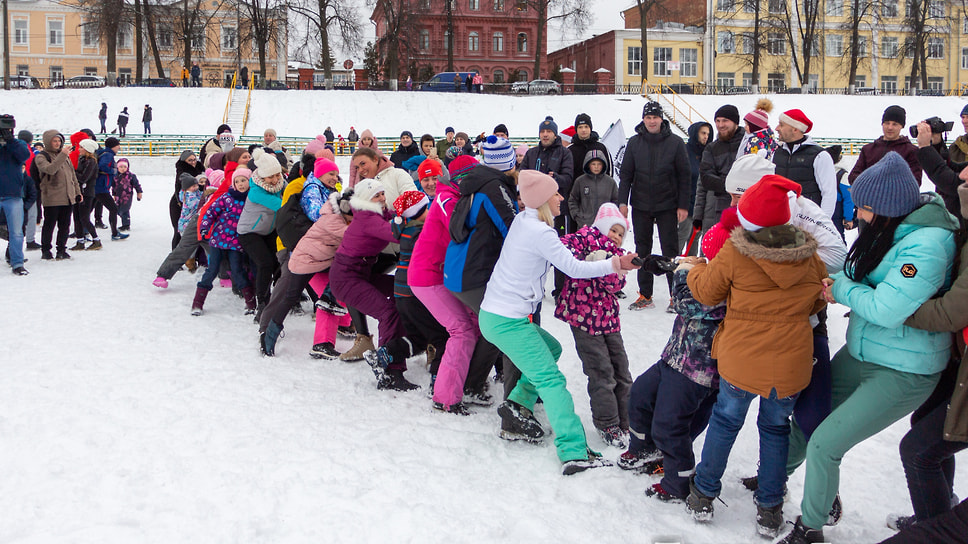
left=511, top=80, right=530, bottom=94
left=134, top=78, right=176, bottom=87
left=515, top=79, right=561, bottom=95
left=263, top=79, right=289, bottom=90
left=7, top=75, right=39, bottom=89
left=65, top=75, right=106, bottom=88
left=418, top=71, right=478, bottom=92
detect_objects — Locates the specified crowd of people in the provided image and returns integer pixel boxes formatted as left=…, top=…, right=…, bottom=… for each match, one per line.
left=3, top=98, right=968, bottom=542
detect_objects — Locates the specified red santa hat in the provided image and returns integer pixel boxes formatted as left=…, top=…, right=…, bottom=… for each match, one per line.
left=392, top=190, right=430, bottom=223
left=701, top=207, right=740, bottom=260
left=737, top=175, right=802, bottom=231
left=779, top=109, right=813, bottom=133
left=559, top=125, right=576, bottom=144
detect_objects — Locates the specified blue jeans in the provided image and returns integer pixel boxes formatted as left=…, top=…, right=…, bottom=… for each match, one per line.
left=197, top=246, right=248, bottom=291
left=694, top=379, right=798, bottom=508
left=1, top=197, right=25, bottom=267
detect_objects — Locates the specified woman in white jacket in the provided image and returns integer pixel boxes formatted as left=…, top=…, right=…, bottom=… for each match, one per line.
left=479, top=170, right=640, bottom=475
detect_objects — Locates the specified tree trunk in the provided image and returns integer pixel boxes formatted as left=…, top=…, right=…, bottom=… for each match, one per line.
left=142, top=0, right=166, bottom=78
left=318, top=0, right=334, bottom=88
left=135, top=0, right=143, bottom=82
left=847, top=4, right=861, bottom=88
left=638, top=2, right=648, bottom=86
left=752, top=1, right=761, bottom=86
left=533, top=1, right=546, bottom=78
left=446, top=1, right=454, bottom=71
left=182, top=0, right=193, bottom=71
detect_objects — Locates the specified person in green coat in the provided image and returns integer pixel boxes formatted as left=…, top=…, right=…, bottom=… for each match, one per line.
left=781, top=151, right=960, bottom=544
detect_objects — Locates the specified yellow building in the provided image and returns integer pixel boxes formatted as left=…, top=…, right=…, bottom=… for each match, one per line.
left=710, top=0, right=967, bottom=93
left=1, top=0, right=287, bottom=86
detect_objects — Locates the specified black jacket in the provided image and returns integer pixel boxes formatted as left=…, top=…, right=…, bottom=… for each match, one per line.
left=174, top=158, right=205, bottom=197
left=696, top=126, right=746, bottom=229
left=75, top=155, right=98, bottom=198
left=618, top=120, right=691, bottom=213
left=142, top=107, right=152, bottom=123
left=685, top=121, right=712, bottom=213
left=390, top=142, right=421, bottom=170
left=918, top=145, right=964, bottom=218
left=569, top=131, right=612, bottom=178
left=521, top=136, right=575, bottom=213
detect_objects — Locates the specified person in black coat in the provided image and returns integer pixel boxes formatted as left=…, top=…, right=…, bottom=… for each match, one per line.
left=240, top=66, right=249, bottom=85
left=568, top=113, right=613, bottom=179
left=681, top=121, right=712, bottom=256
left=171, top=150, right=205, bottom=248
left=98, top=103, right=108, bottom=134
left=695, top=105, right=745, bottom=234
left=142, top=104, right=153, bottom=135
left=389, top=131, right=421, bottom=169
left=117, top=107, right=129, bottom=137
left=618, top=101, right=691, bottom=310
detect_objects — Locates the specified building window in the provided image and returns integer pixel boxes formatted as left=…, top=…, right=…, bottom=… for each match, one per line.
left=928, top=37, right=944, bottom=59
left=419, top=0, right=430, bottom=7
left=717, top=72, right=735, bottom=87
left=494, top=0, right=504, bottom=9
left=85, top=66, right=98, bottom=76
left=653, top=47, right=672, bottom=76
left=628, top=46, right=642, bottom=75
left=857, top=36, right=867, bottom=57
left=928, top=76, right=944, bottom=90
left=717, top=0, right=735, bottom=12
left=517, top=32, right=527, bottom=52
left=767, top=72, right=785, bottom=92
left=808, top=74, right=819, bottom=90
left=515, top=0, right=527, bottom=10
left=807, top=36, right=820, bottom=57
left=740, top=33, right=754, bottom=54
left=493, top=32, right=504, bottom=52
left=82, top=22, right=98, bottom=47
left=963, top=17, right=968, bottom=34
left=469, top=31, right=479, bottom=51
left=419, top=30, right=430, bottom=50
left=117, top=25, right=130, bottom=49
left=881, top=75, right=897, bottom=94
left=493, top=69, right=505, bottom=83
left=767, top=32, right=785, bottom=55
left=826, top=34, right=843, bottom=57
left=881, top=0, right=898, bottom=17
left=50, top=66, right=63, bottom=81
left=14, top=19, right=28, bottom=46
left=158, top=24, right=173, bottom=49
left=827, top=0, right=843, bottom=16
left=717, top=31, right=734, bottom=53
left=191, top=27, right=205, bottom=50
left=17, top=65, right=29, bottom=76
left=880, top=36, right=898, bottom=58
left=854, top=74, right=866, bottom=87
left=962, top=47, right=968, bottom=69
left=48, top=19, right=64, bottom=47
left=680, top=48, right=697, bottom=77
left=470, top=0, right=479, bottom=9
left=742, top=72, right=754, bottom=87
left=119, top=68, right=132, bottom=85
left=222, top=26, right=236, bottom=50
left=928, top=0, right=944, bottom=18
left=768, top=0, right=785, bottom=14
left=443, top=30, right=450, bottom=51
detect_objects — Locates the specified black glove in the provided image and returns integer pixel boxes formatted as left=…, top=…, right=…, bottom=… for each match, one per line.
left=632, top=254, right=676, bottom=276
left=692, top=219, right=703, bottom=231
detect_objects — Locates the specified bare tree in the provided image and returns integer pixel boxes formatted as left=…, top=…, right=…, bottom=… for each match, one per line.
left=237, top=0, right=286, bottom=85
left=768, top=0, right=822, bottom=89
left=837, top=0, right=880, bottom=90
left=709, top=0, right=773, bottom=89
left=630, top=0, right=666, bottom=84
left=288, top=0, right=363, bottom=88
left=368, top=0, right=419, bottom=82
left=75, top=0, right=125, bottom=85
left=898, top=0, right=951, bottom=90
left=519, top=0, right=591, bottom=79
left=173, top=0, right=227, bottom=77
left=139, top=0, right=168, bottom=78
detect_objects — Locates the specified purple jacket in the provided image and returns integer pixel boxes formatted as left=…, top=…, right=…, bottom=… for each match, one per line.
left=199, top=188, right=246, bottom=251
left=659, top=269, right=726, bottom=388
left=554, top=226, right=627, bottom=335
left=336, top=208, right=396, bottom=258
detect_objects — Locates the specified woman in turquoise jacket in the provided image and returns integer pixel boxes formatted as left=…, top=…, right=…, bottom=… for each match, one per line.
left=781, top=152, right=960, bottom=544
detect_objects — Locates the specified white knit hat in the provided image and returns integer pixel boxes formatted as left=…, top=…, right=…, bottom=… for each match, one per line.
left=79, top=139, right=98, bottom=154
left=354, top=178, right=385, bottom=202
left=252, top=147, right=282, bottom=178
left=592, top=203, right=628, bottom=236
left=725, top=152, right=776, bottom=195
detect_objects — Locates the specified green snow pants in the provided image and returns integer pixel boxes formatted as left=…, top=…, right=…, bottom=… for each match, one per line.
left=792, top=347, right=940, bottom=530
left=479, top=310, right=589, bottom=463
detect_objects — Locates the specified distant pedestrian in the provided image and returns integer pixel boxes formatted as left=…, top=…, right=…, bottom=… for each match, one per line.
left=181, top=67, right=189, bottom=88
left=240, top=66, right=249, bottom=85
left=347, top=127, right=359, bottom=153
left=117, top=107, right=129, bottom=137
left=473, top=73, right=483, bottom=93
left=465, top=73, right=473, bottom=92
left=98, top=103, right=108, bottom=133
left=142, top=104, right=153, bottom=135
left=191, top=62, right=201, bottom=87
left=454, top=74, right=461, bottom=93
left=406, top=76, right=413, bottom=91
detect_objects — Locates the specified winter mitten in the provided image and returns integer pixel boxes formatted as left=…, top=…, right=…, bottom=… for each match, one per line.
left=585, top=249, right=608, bottom=262
left=638, top=255, right=676, bottom=276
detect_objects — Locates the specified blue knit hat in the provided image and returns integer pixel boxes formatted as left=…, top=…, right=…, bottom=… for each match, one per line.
left=539, top=116, right=558, bottom=135
left=481, top=135, right=515, bottom=172
left=851, top=151, right=920, bottom=218
left=961, top=105, right=968, bottom=118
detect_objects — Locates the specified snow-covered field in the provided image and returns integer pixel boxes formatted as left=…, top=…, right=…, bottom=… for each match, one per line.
left=0, top=89, right=964, bottom=543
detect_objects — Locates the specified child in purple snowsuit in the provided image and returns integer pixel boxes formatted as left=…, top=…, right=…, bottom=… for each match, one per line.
left=112, top=158, right=143, bottom=230
left=330, top=179, right=419, bottom=392
left=195, top=168, right=253, bottom=315
left=554, top=203, right=632, bottom=447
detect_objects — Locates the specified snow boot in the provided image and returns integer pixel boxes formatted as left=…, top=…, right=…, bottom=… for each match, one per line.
left=185, top=258, right=198, bottom=273
left=756, top=503, right=784, bottom=538
left=41, top=250, right=54, bottom=260
left=685, top=475, right=715, bottom=522
left=599, top=425, right=628, bottom=448
left=314, top=294, right=347, bottom=316
left=645, top=482, right=685, bottom=503
left=55, top=250, right=71, bottom=260
left=253, top=296, right=268, bottom=324
left=289, top=302, right=306, bottom=317
left=363, top=346, right=392, bottom=383
left=337, top=325, right=357, bottom=340
left=497, top=400, right=544, bottom=443
left=152, top=276, right=169, bottom=288
left=241, top=286, right=256, bottom=315
left=191, top=288, right=208, bottom=316
left=463, top=387, right=494, bottom=407
left=340, top=334, right=374, bottom=362
left=887, top=513, right=915, bottom=532
left=777, top=516, right=825, bottom=544
left=617, top=448, right=663, bottom=472
left=260, top=320, right=284, bottom=356
left=71, top=240, right=86, bottom=251
left=433, top=401, right=471, bottom=416
left=828, top=494, right=843, bottom=526
left=309, top=342, right=340, bottom=360
left=86, top=239, right=102, bottom=250
left=379, top=369, right=420, bottom=391
left=562, top=450, right=612, bottom=476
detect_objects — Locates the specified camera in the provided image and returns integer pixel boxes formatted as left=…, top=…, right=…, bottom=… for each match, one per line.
left=0, top=114, right=15, bottom=142
left=909, top=116, right=954, bottom=138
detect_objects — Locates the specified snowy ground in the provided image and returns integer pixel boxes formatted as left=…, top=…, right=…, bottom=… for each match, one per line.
left=1, top=86, right=964, bottom=541
left=1, top=151, right=964, bottom=543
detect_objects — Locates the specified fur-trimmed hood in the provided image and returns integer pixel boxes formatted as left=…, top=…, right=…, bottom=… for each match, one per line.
left=349, top=194, right=385, bottom=214
left=728, top=224, right=820, bottom=289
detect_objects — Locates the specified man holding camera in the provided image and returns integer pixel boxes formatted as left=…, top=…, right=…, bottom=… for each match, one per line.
left=917, top=119, right=966, bottom=222
left=0, top=114, right=31, bottom=275
left=848, top=105, right=922, bottom=185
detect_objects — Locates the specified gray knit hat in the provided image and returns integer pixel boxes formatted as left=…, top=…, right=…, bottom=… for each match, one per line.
left=851, top=152, right=920, bottom=218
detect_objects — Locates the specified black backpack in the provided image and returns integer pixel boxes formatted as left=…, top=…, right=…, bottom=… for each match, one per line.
left=28, top=151, right=51, bottom=184
left=276, top=191, right=313, bottom=250
left=448, top=193, right=475, bottom=244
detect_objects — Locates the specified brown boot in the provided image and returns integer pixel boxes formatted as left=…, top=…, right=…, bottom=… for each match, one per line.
left=339, top=334, right=375, bottom=362
left=186, top=258, right=198, bottom=273
left=191, top=287, right=208, bottom=316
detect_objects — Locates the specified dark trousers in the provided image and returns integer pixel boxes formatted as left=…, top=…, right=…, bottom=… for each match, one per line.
left=572, top=326, right=632, bottom=431
left=628, top=360, right=718, bottom=498
left=552, top=213, right=573, bottom=295
left=397, top=296, right=449, bottom=376
left=118, top=200, right=132, bottom=229
left=118, top=124, right=126, bottom=137
left=157, top=215, right=201, bottom=279
left=260, top=265, right=311, bottom=333
left=41, top=205, right=73, bottom=253
left=878, top=498, right=968, bottom=544
left=631, top=208, right=678, bottom=299
left=72, top=199, right=96, bottom=239
left=100, top=118, right=107, bottom=133
left=900, top=398, right=967, bottom=522
left=453, top=286, right=507, bottom=396
left=169, top=194, right=182, bottom=249
left=94, top=193, right=119, bottom=236
left=349, top=307, right=370, bottom=336
left=238, top=231, right=279, bottom=301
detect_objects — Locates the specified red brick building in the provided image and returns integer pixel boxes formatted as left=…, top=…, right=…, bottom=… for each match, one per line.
left=621, top=0, right=706, bottom=29
left=370, top=0, right=546, bottom=83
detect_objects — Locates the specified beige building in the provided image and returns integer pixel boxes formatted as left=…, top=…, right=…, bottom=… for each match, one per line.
left=1, top=0, right=287, bottom=86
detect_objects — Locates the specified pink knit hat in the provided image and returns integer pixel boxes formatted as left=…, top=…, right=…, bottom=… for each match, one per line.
left=744, top=110, right=770, bottom=132
left=314, top=157, right=339, bottom=179
left=592, top=203, right=628, bottom=235
left=518, top=170, right=558, bottom=208
left=232, top=167, right=253, bottom=181
left=304, top=135, right=328, bottom=156
left=205, top=168, right=225, bottom=187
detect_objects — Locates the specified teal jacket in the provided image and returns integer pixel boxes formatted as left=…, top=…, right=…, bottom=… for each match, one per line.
left=831, top=193, right=958, bottom=375
left=237, top=177, right=285, bottom=236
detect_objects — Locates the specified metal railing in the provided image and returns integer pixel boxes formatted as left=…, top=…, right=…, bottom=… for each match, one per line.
left=222, top=72, right=237, bottom=125
left=241, top=74, right=254, bottom=135
left=643, top=81, right=710, bottom=131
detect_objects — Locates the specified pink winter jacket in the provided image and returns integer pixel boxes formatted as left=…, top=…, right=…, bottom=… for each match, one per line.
left=409, top=182, right=460, bottom=287
left=348, top=129, right=381, bottom=187
left=288, top=202, right=349, bottom=275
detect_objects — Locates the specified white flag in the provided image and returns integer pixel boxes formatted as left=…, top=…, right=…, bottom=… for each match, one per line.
left=600, top=119, right=627, bottom=184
